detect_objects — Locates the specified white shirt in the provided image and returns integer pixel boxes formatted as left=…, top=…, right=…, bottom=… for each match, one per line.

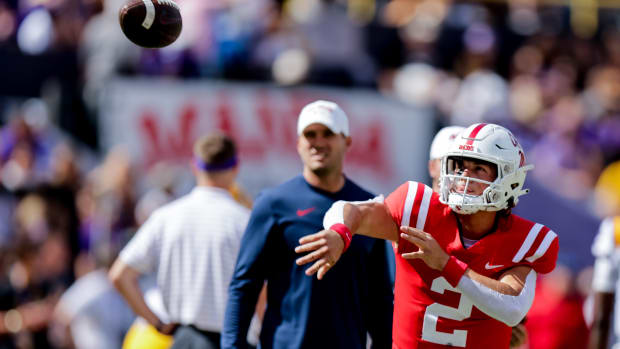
left=56, top=269, right=136, bottom=349
left=119, top=186, right=250, bottom=332
left=591, top=217, right=620, bottom=343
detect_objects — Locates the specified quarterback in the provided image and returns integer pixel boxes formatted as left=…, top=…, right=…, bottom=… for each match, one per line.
left=296, top=123, right=559, bottom=348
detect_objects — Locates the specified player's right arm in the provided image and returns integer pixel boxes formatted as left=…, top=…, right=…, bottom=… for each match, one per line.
left=335, top=199, right=400, bottom=241
left=295, top=184, right=407, bottom=279
left=588, top=217, right=619, bottom=349
left=222, top=193, right=277, bottom=349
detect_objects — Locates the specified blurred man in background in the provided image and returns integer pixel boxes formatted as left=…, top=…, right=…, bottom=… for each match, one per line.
left=109, top=132, right=250, bottom=349
left=588, top=160, right=620, bottom=349
left=428, top=126, right=465, bottom=192
left=222, top=100, right=393, bottom=349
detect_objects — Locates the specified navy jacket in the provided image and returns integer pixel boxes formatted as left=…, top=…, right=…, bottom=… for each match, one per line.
left=222, top=175, right=393, bottom=349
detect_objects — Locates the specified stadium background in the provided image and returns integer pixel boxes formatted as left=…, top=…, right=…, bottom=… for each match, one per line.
left=0, top=0, right=619, bottom=347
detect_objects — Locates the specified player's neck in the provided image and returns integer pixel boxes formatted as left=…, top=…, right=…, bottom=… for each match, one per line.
left=457, top=210, right=498, bottom=240
left=303, top=167, right=345, bottom=193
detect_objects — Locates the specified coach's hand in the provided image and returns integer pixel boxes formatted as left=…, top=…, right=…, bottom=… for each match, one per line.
left=155, top=320, right=180, bottom=335
left=399, top=226, right=450, bottom=271
left=295, top=229, right=344, bottom=280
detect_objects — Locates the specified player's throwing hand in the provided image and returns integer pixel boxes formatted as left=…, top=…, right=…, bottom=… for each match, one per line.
left=399, top=226, right=450, bottom=271
left=295, top=229, right=345, bottom=280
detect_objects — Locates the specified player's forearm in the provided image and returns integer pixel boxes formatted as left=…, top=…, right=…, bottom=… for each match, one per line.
left=455, top=268, right=536, bottom=327
left=340, top=202, right=363, bottom=233
left=353, top=203, right=400, bottom=242
left=463, top=269, right=524, bottom=296
left=325, top=200, right=398, bottom=242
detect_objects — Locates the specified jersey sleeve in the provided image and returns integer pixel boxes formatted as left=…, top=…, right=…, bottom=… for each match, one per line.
left=222, top=192, right=277, bottom=349
left=591, top=218, right=619, bottom=293
left=528, top=233, right=558, bottom=274
left=385, top=181, right=434, bottom=254
left=512, top=223, right=559, bottom=274
left=119, top=209, right=163, bottom=274
left=384, top=182, right=411, bottom=226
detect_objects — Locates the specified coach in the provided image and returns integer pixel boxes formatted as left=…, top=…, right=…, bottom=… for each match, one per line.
left=110, top=133, right=250, bottom=349
left=222, top=100, right=393, bottom=349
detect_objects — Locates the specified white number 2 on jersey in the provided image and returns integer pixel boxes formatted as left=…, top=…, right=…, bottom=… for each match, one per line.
left=422, top=277, right=474, bottom=347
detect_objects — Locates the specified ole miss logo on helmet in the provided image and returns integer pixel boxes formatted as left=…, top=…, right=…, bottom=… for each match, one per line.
left=458, top=123, right=488, bottom=151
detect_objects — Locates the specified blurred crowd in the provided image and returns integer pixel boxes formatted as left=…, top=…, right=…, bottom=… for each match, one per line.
left=1, top=0, right=619, bottom=199
left=0, top=0, right=619, bottom=348
left=0, top=97, right=176, bottom=347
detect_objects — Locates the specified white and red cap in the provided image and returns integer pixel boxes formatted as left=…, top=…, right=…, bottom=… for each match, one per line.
left=429, top=126, right=465, bottom=160
left=297, top=100, right=350, bottom=136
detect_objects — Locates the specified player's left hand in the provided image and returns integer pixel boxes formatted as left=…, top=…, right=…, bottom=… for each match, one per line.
left=399, top=226, right=450, bottom=271
left=509, top=323, right=528, bottom=348
left=295, top=229, right=345, bottom=280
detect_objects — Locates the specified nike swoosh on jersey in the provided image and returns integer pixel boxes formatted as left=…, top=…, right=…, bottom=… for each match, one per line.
left=296, top=207, right=316, bottom=217
left=485, top=262, right=504, bottom=270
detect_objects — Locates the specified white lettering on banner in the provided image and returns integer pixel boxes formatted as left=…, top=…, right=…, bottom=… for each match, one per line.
left=99, top=79, right=434, bottom=196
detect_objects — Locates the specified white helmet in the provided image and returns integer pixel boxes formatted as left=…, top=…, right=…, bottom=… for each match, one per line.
left=429, top=126, right=465, bottom=160
left=439, top=123, right=534, bottom=214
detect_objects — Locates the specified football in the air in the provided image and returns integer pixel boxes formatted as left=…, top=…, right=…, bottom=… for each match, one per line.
left=119, top=0, right=182, bottom=48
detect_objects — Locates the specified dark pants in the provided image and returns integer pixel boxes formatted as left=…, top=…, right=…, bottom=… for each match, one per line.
left=171, top=326, right=220, bottom=349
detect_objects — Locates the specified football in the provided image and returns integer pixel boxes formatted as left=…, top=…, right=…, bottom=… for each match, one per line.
left=119, top=0, right=182, bottom=48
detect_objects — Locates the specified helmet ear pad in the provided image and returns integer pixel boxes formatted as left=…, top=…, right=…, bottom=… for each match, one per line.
left=438, top=123, right=534, bottom=214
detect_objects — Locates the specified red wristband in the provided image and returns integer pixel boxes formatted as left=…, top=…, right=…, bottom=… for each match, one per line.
left=329, top=223, right=352, bottom=252
left=442, top=256, right=468, bottom=287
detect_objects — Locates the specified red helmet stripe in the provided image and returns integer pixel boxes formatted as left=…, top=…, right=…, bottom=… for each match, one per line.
left=466, top=123, right=488, bottom=145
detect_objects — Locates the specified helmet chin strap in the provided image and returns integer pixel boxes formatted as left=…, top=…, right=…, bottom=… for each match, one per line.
left=446, top=175, right=504, bottom=214
left=448, top=191, right=486, bottom=214
left=451, top=204, right=479, bottom=215
left=450, top=196, right=503, bottom=215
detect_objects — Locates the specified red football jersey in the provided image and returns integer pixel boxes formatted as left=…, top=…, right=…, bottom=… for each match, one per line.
left=385, top=181, right=559, bottom=349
